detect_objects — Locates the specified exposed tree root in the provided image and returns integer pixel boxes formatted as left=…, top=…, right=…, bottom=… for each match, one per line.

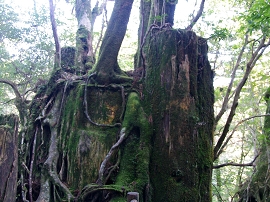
left=39, top=126, right=74, bottom=201
left=105, top=150, right=121, bottom=184
left=97, top=128, right=127, bottom=185
left=35, top=96, right=54, bottom=121
left=57, top=80, right=69, bottom=126
left=84, top=72, right=122, bottom=127
left=29, top=126, right=38, bottom=202
left=37, top=94, right=74, bottom=201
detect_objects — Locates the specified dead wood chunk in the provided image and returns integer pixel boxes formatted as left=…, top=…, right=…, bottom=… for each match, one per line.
left=127, top=192, right=139, bottom=202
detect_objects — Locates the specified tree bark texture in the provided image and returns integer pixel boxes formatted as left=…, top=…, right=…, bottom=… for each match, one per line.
left=142, top=29, right=214, bottom=201
left=0, top=114, right=19, bottom=202
left=94, top=0, right=134, bottom=83
left=135, top=0, right=176, bottom=69
left=75, top=0, right=95, bottom=72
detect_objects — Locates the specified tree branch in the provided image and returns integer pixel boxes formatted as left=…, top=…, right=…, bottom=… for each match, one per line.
left=94, top=8, right=106, bottom=56
left=214, top=34, right=249, bottom=125
left=213, top=153, right=260, bottom=169
left=214, top=35, right=270, bottom=160
left=216, top=114, right=270, bottom=158
left=49, top=0, right=61, bottom=68
left=185, top=0, right=205, bottom=30
left=91, top=0, right=108, bottom=30
left=0, top=78, right=22, bottom=100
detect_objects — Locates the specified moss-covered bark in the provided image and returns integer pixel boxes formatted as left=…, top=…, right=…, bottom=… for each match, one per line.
left=75, top=0, right=95, bottom=73
left=135, top=0, right=177, bottom=69
left=142, top=29, right=214, bottom=201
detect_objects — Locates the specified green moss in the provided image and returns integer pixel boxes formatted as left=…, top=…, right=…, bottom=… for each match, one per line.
left=140, top=29, right=213, bottom=201
left=112, top=92, right=152, bottom=200
left=58, top=83, right=133, bottom=191
left=61, top=46, right=76, bottom=72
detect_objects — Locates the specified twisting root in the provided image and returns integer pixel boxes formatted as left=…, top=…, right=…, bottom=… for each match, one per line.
left=84, top=72, right=122, bottom=127
left=105, top=150, right=121, bottom=184
left=97, top=128, right=126, bottom=185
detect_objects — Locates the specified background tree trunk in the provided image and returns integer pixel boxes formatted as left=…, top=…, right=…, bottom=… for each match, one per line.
left=0, top=115, right=19, bottom=202
left=75, top=0, right=95, bottom=72
left=238, top=87, right=270, bottom=201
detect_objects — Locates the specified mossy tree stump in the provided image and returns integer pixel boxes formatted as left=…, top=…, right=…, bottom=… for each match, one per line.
left=15, top=0, right=215, bottom=199
left=20, top=28, right=214, bottom=202
left=142, top=29, right=214, bottom=201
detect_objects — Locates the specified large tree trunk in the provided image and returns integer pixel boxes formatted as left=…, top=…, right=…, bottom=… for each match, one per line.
left=0, top=114, right=19, bottom=202
left=142, top=29, right=214, bottom=201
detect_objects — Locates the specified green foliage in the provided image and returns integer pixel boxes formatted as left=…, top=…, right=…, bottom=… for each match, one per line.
left=0, top=2, right=22, bottom=41
left=0, top=0, right=76, bottom=114
left=239, top=0, right=270, bottom=35
left=210, top=27, right=233, bottom=41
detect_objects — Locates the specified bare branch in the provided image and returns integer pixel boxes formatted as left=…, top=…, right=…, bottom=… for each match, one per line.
left=215, top=34, right=249, bottom=125
left=214, top=35, right=270, bottom=160
left=94, top=10, right=107, bottom=56
left=213, top=153, right=260, bottom=169
left=91, top=0, right=108, bottom=30
left=185, top=0, right=205, bottom=30
left=216, top=114, right=270, bottom=158
left=0, top=78, right=22, bottom=100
